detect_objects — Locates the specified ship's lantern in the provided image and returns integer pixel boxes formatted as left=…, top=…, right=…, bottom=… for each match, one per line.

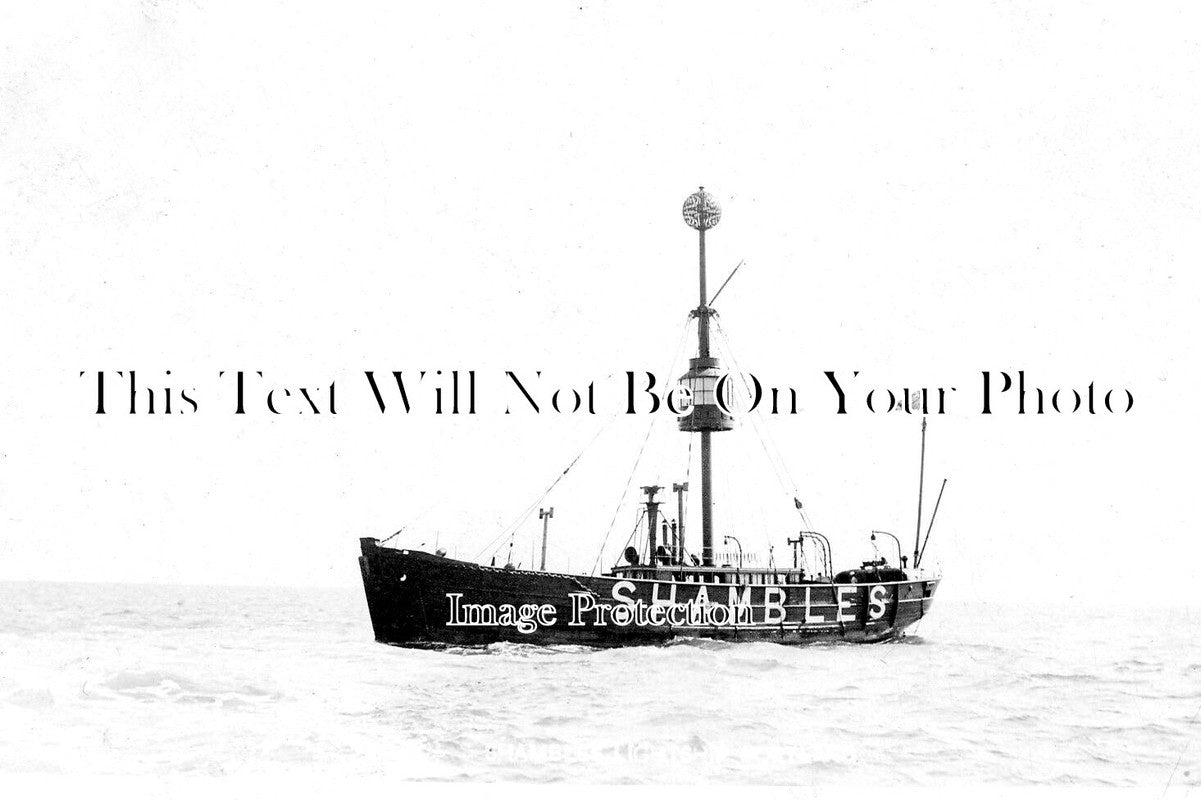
left=678, top=357, right=735, bottom=433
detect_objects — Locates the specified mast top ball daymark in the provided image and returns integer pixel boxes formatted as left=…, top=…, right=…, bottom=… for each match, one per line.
left=682, top=187, right=722, bottom=231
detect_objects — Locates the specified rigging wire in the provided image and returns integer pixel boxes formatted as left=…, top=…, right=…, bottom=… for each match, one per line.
left=472, top=410, right=620, bottom=563
left=590, top=315, right=694, bottom=574
left=618, top=507, right=647, bottom=567
left=378, top=500, right=442, bottom=546
left=721, top=395, right=777, bottom=570
left=713, top=317, right=822, bottom=552
left=589, top=411, right=658, bottom=575
left=713, top=320, right=807, bottom=505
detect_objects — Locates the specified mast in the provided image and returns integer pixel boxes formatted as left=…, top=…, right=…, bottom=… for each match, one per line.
left=699, top=220, right=715, bottom=570
left=680, top=188, right=734, bottom=567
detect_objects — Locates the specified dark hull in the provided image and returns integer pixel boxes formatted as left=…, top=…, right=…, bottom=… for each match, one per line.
left=359, top=538, right=940, bottom=647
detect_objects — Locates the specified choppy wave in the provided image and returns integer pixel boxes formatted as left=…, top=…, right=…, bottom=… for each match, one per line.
left=0, top=583, right=1198, bottom=785
left=95, top=669, right=281, bottom=705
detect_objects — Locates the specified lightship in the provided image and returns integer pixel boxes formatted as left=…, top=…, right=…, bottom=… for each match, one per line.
left=359, top=188, right=942, bottom=647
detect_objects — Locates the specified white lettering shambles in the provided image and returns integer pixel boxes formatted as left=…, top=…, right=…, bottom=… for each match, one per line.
left=446, top=580, right=899, bottom=635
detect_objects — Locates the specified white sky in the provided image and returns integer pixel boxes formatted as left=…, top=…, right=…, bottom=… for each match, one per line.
left=3, top=1, right=1199, bottom=604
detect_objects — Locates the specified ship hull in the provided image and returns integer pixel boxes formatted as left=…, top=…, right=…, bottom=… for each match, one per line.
left=359, top=539, right=939, bottom=648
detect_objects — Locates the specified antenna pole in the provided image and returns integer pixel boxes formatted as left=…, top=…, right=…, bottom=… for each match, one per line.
left=787, top=535, right=802, bottom=569
left=913, top=417, right=927, bottom=567
left=672, top=482, right=688, bottom=562
left=641, top=486, right=662, bottom=566
left=538, top=507, right=553, bottom=571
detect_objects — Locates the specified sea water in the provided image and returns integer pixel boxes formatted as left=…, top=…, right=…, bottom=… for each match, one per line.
left=0, top=582, right=1197, bottom=787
